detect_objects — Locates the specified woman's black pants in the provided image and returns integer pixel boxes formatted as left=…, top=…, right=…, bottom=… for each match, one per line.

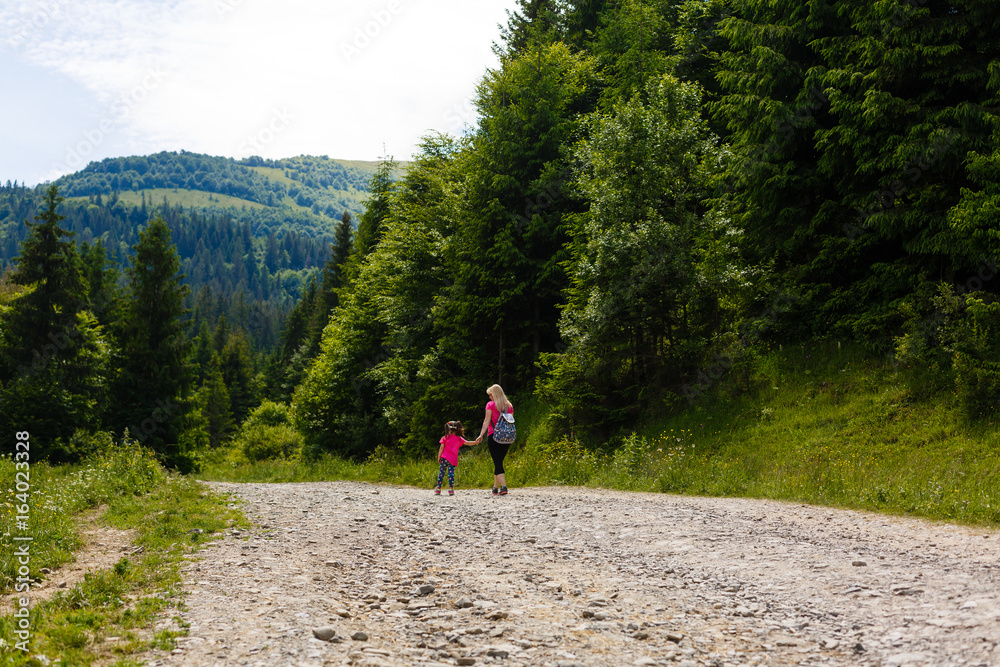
left=487, top=434, right=509, bottom=475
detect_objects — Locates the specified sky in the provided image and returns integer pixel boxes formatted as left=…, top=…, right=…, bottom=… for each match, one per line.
left=0, top=0, right=518, bottom=186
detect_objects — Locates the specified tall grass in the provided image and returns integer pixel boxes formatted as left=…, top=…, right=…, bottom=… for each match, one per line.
left=1, top=438, right=165, bottom=591
left=0, top=437, right=245, bottom=665
left=200, top=342, right=1000, bottom=527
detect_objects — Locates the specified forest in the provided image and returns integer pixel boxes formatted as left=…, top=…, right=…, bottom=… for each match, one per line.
left=3, top=0, right=1000, bottom=472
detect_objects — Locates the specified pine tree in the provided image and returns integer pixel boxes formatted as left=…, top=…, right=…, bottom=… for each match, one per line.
left=330, top=212, right=354, bottom=291
left=0, top=186, right=108, bottom=458
left=80, top=239, right=122, bottom=327
left=112, top=216, right=194, bottom=469
left=309, top=211, right=355, bottom=349
left=219, top=328, right=258, bottom=425
left=498, top=0, right=563, bottom=55
left=3, top=186, right=89, bottom=369
left=200, top=357, right=233, bottom=448
left=715, top=0, right=1000, bottom=342
left=442, top=40, right=594, bottom=390
left=349, top=156, right=396, bottom=269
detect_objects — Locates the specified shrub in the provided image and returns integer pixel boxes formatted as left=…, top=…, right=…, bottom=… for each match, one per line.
left=896, top=283, right=1000, bottom=417
left=244, top=400, right=293, bottom=427
left=63, top=429, right=114, bottom=460
left=894, top=282, right=963, bottom=396
left=89, top=436, right=165, bottom=498
left=231, top=401, right=304, bottom=462
left=953, top=297, right=1000, bottom=417
left=236, top=423, right=304, bottom=462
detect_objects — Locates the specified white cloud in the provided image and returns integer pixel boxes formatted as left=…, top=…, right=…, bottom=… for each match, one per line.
left=0, top=0, right=515, bottom=183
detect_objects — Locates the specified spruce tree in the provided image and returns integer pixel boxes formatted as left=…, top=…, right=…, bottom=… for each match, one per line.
left=0, top=186, right=108, bottom=457
left=442, top=40, right=594, bottom=390
left=594, top=0, right=673, bottom=106
left=80, top=239, right=122, bottom=328
left=200, top=357, right=233, bottom=448
left=191, top=320, right=215, bottom=385
left=715, top=0, right=1000, bottom=342
left=326, top=211, right=354, bottom=296
left=2, top=185, right=88, bottom=369
left=563, top=0, right=605, bottom=50
left=293, top=135, right=461, bottom=458
left=112, top=216, right=193, bottom=468
left=812, top=0, right=1000, bottom=337
left=219, top=328, right=257, bottom=425
left=350, top=157, right=396, bottom=268
left=309, top=211, right=355, bottom=349
left=499, top=0, right=563, bottom=55
left=713, top=0, right=843, bottom=337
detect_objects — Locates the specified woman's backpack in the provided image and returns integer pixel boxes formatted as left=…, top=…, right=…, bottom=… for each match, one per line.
left=493, top=408, right=516, bottom=445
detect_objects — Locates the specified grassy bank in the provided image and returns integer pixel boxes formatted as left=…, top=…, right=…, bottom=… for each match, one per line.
left=201, top=343, right=1000, bottom=527
left=1, top=440, right=246, bottom=665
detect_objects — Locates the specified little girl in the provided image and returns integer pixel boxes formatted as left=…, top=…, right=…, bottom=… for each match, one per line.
left=435, top=421, right=481, bottom=495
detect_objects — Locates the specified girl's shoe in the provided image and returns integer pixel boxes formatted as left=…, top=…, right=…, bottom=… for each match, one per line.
left=434, top=487, right=441, bottom=495
left=499, top=486, right=508, bottom=496
left=448, top=488, right=455, bottom=496
left=492, top=487, right=499, bottom=496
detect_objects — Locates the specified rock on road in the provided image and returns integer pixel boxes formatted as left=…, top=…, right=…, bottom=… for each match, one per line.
left=148, top=482, right=1000, bottom=667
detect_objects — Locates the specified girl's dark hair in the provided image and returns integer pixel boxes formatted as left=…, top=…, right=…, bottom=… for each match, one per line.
left=445, top=421, right=465, bottom=437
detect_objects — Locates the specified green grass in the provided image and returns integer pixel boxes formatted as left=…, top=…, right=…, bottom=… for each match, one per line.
left=0, top=441, right=247, bottom=664
left=331, top=159, right=409, bottom=178
left=201, top=342, right=1000, bottom=527
left=248, top=165, right=299, bottom=187
left=1, top=440, right=165, bottom=589
left=245, top=165, right=373, bottom=213
left=116, top=189, right=270, bottom=211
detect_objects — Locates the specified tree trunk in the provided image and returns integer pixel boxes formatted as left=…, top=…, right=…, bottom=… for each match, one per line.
left=533, top=295, right=541, bottom=358
left=498, top=327, right=505, bottom=386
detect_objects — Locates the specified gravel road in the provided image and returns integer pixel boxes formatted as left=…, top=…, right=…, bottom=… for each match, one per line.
left=146, top=482, right=1000, bottom=667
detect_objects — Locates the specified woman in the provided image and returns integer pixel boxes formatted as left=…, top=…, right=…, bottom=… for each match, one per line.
left=478, top=384, right=513, bottom=496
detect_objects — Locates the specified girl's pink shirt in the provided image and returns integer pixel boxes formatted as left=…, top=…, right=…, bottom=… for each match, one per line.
left=439, top=434, right=465, bottom=466
left=485, top=400, right=513, bottom=436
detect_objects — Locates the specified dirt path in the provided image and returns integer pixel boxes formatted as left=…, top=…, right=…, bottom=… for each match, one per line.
left=146, top=482, right=1000, bottom=667
left=3, top=507, right=136, bottom=610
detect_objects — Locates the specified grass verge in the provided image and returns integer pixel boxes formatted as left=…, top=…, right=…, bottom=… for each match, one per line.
left=200, top=342, right=1000, bottom=527
left=1, top=440, right=246, bottom=665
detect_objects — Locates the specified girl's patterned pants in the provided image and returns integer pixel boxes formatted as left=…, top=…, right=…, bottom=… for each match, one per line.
left=437, top=458, right=456, bottom=488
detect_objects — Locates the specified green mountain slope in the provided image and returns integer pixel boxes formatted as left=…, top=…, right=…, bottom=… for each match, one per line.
left=50, top=151, right=389, bottom=237
left=1, top=151, right=399, bottom=354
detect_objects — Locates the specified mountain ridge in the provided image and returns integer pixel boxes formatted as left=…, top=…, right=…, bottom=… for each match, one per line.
left=48, top=151, right=392, bottom=236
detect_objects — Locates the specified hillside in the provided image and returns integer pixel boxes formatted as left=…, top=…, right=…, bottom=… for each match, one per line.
left=49, top=151, right=387, bottom=238
left=0, top=182, right=335, bottom=354
left=0, top=152, right=408, bottom=341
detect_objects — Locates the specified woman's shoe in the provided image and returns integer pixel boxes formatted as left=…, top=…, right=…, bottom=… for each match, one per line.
left=434, top=487, right=441, bottom=495
left=492, top=487, right=499, bottom=496
left=499, top=486, right=508, bottom=496
left=448, top=488, right=455, bottom=496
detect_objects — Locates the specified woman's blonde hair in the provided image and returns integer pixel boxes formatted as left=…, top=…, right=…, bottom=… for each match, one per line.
left=487, top=384, right=511, bottom=413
